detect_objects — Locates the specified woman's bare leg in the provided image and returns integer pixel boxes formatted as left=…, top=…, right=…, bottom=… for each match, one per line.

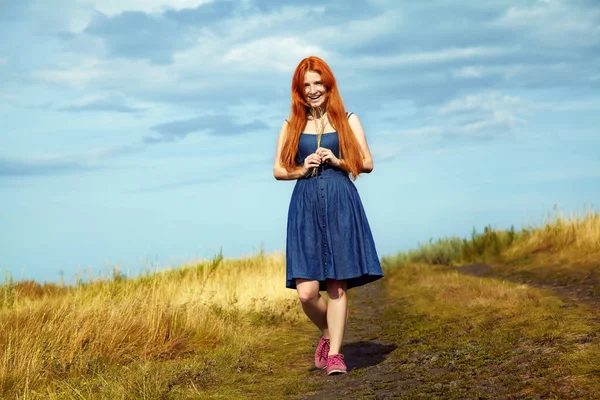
left=296, top=279, right=329, bottom=337
left=326, top=279, right=348, bottom=355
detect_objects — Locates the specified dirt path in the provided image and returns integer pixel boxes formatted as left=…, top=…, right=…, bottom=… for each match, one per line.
left=298, top=280, right=401, bottom=399
left=456, top=262, right=600, bottom=308
left=290, top=262, right=600, bottom=399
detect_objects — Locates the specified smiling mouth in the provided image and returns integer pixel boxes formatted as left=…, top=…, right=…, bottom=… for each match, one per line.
left=308, top=94, right=322, bottom=100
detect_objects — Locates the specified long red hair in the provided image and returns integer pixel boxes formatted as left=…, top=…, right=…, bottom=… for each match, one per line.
left=280, top=56, right=364, bottom=179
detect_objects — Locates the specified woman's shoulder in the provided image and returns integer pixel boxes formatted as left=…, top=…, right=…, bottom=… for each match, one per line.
left=345, top=111, right=358, bottom=120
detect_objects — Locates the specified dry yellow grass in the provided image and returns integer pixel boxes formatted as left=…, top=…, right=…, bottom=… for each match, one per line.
left=487, top=209, right=600, bottom=285
left=0, top=251, right=301, bottom=399
left=508, top=208, right=600, bottom=258
left=170, top=251, right=296, bottom=311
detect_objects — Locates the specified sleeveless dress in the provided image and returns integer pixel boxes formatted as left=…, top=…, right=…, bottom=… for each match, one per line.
left=286, top=115, right=384, bottom=291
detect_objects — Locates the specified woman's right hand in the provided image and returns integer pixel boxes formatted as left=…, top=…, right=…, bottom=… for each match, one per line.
left=301, top=153, right=322, bottom=176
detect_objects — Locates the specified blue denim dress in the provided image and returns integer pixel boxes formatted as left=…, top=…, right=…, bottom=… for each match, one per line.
left=286, top=129, right=384, bottom=291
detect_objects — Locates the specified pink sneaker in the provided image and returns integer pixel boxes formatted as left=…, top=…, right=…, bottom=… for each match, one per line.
left=314, top=336, right=330, bottom=369
left=326, top=353, right=347, bottom=375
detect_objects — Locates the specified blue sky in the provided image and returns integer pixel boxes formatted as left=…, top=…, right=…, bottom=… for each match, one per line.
left=1, top=0, right=599, bottom=283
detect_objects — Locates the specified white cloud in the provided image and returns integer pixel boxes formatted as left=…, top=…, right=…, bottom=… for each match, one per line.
left=219, top=5, right=326, bottom=40
left=353, top=46, right=512, bottom=69
left=1, top=143, right=146, bottom=176
left=492, top=1, right=600, bottom=47
left=31, top=56, right=184, bottom=99
left=304, top=10, right=401, bottom=51
left=458, top=110, right=521, bottom=135
left=439, top=92, right=528, bottom=114
left=451, top=64, right=528, bottom=81
left=31, top=59, right=106, bottom=88
left=498, top=5, right=549, bottom=25
left=66, top=9, right=94, bottom=33
left=452, top=66, right=485, bottom=78
left=436, top=91, right=534, bottom=137
left=71, top=93, right=115, bottom=107
left=60, top=91, right=156, bottom=113
left=77, top=0, right=214, bottom=16
left=223, top=37, right=327, bottom=72
left=536, top=99, right=600, bottom=112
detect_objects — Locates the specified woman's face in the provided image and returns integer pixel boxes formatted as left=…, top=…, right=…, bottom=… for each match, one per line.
left=304, top=70, right=328, bottom=108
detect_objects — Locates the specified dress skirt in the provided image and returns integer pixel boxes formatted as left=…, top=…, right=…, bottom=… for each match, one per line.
left=285, top=132, right=384, bottom=291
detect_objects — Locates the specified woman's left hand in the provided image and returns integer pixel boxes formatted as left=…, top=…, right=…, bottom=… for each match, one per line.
left=316, top=147, right=341, bottom=167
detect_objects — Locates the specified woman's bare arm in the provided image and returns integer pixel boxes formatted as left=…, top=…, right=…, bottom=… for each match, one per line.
left=273, top=121, right=308, bottom=180
left=348, top=114, right=374, bottom=173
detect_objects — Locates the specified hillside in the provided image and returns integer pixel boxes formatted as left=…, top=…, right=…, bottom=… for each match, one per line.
left=1, top=210, right=599, bottom=399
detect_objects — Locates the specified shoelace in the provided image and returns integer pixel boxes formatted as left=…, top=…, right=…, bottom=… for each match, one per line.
left=318, top=338, right=330, bottom=361
left=328, top=353, right=344, bottom=366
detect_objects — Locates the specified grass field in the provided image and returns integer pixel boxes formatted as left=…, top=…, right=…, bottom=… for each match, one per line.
left=0, top=251, right=315, bottom=399
left=2, top=209, right=600, bottom=398
left=372, top=208, right=600, bottom=398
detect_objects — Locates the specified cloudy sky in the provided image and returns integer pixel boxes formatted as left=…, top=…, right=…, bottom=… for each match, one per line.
left=1, top=0, right=599, bottom=283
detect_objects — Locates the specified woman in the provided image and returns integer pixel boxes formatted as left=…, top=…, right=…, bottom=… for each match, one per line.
left=273, top=56, right=383, bottom=375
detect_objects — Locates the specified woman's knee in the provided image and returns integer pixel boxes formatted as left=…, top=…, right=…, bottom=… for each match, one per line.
left=297, top=288, right=320, bottom=304
left=326, top=280, right=347, bottom=300
left=296, top=279, right=320, bottom=304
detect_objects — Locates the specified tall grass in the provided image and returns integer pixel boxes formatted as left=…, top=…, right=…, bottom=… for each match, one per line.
left=0, top=251, right=299, bottom=399
left=507, top=208, right=600, bottom=257
left=382, top=208, right=600, bottom=268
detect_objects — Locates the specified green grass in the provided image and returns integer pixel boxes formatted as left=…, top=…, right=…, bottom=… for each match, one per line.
left=380, top=224, right=521, bottom=268
left=377, top=263, right=600, bottom=398
left=373, top=209, right=600, bottom=398
left=382, top=209, right=600, bottom=270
